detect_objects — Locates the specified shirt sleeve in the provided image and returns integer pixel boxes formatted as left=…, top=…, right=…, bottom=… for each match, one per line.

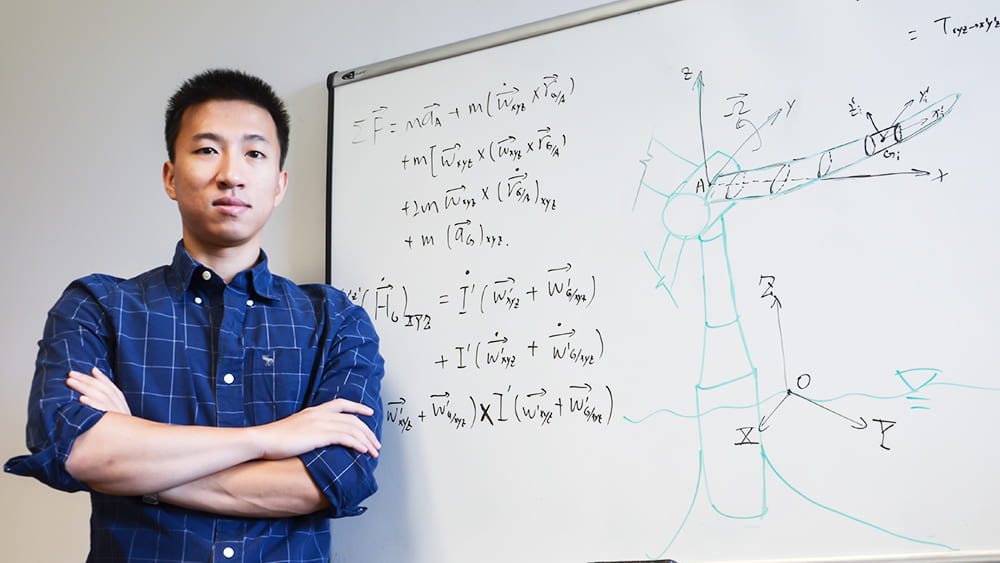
left=298, top=288, right=385, bottom=518
left=3, top=276, right=117, bottom=492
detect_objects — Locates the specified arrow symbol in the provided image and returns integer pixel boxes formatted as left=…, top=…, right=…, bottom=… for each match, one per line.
left=790, top=390, right=867, bottom=429
left=694, top=71, right=711, bottom=192
left=758, top=390, right=792, bottom=432
left=818, top=168, right=930, bottom=181
left=549, top=328, right=576, bottom=339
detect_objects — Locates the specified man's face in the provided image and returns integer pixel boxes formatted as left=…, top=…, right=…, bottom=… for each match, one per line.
left=163, top=99, right=288, bottom=254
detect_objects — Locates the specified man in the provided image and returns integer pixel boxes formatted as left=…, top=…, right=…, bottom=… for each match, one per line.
left=5, top=68, right=384, bottom=562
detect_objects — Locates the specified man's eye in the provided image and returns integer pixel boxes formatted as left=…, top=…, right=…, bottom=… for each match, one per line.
left=247, top=150, right=265, bottom=159
left=194, top=147, right=217, bottom=155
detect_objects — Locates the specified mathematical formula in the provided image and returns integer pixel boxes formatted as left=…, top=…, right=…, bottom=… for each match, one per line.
left=385, top=382, right=615, bottom=433
left=350, top=74, right=576, bottom=146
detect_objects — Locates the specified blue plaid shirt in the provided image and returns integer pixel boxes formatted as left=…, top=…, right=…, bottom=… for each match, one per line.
left=5, top=242, right=384, bottom=562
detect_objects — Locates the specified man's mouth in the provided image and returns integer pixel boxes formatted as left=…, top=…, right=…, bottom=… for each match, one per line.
left=213, top=197, right=251, bottom=215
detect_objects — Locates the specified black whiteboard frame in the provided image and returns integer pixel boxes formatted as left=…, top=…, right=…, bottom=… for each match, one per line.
left=324, top=0, right=677, bottom=283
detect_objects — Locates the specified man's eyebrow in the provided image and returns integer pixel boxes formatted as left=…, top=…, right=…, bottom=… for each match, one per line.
left=189, top=132, right=273, bottom=144
left=243, top=133, right=272, bottom=145
left=191, top=132, right=223, bottom=144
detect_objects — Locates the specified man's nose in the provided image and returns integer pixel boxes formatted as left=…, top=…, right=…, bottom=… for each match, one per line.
left=216, top=151, right=245, bottom=189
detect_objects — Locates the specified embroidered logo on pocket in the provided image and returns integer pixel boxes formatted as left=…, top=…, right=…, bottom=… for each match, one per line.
left=262, top=353, right=275, bottom=367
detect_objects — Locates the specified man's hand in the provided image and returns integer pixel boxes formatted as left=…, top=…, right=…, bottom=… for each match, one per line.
left=66, top=367, right=131, bottom=415
left=256, top=399, right=381, bottom=459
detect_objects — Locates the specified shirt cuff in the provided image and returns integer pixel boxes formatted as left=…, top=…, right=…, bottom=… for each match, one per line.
left=299, top=447, right=378, bottom=518
left=5, top=404, right=105, bottom=493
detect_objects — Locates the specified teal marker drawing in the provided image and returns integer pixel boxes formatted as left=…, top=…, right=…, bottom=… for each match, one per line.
left=626, top=72, right=997, bottom=559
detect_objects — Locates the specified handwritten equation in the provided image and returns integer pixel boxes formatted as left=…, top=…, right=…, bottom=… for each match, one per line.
left=398, top=170, right=558, bottom=216
left=343, top=72, right=621, bottom=437
left=349, top=74, right=576, bottom=146
left=385, top=382, right=615, bottom=433
left=345, top=263, right=597, bottom=332
left=399, top=128, right=567, bottom=178
left=349, top=75, right=580, bottom=259
left=433, top=323, right=605, bottom=371
left=907, top=13, right=1000, bottom=41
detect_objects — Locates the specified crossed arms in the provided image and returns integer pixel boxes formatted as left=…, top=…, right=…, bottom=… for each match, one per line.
left=5, top=275, right=385, bottom=520
left=64, top=367, right=381, bottom=518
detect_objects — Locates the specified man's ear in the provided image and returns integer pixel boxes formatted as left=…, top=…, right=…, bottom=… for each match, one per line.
left=162, top=161, right=177, bottom=201
left=272, top=170, right=289, bottom=208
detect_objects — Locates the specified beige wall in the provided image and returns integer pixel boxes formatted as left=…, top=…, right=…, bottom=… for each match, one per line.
left=0, top=1, right=605, bottom=559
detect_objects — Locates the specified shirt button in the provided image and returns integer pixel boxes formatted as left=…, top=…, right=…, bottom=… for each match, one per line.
left=202, top=270, right=212, bottom=281
left=223, top=373, right=235, bottom=384
left=193, top=297, right=203, bottom=305
left=222, top=546, right=235, bottom=558
left=246, top=299, right=254, bottom=307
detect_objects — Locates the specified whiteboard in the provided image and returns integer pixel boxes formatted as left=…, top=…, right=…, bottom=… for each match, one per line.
left=325, top=1, right=1000, bottom=561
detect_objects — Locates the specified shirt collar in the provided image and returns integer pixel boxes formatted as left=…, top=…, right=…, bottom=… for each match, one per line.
left=166, top=240, right=279, bottom=301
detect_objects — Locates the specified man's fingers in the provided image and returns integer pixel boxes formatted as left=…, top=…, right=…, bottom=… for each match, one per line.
left=336, top=426, right=379, bottom=457
left=66, top=371, right=98, bottom=393
left=336, top=406, right=381, bottom=453
left=324, top=398, right=376, bottom=417
left=91, top=366, right=113, bottom=383
left=91, top=367, right=127, bottom=400
left=67, top=375, right=108, bottom=399
left=328, top=414, right=381, bottom=455
left=66, top=368, right=131, bottom=415
left=314, top=407, right=382, bottom=456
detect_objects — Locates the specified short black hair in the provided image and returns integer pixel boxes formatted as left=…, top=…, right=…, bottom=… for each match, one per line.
left=164, top=69, right=291, bottom=168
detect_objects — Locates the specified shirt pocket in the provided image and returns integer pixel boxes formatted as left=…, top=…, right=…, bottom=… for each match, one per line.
left=242, top=347, right=318, bottom=424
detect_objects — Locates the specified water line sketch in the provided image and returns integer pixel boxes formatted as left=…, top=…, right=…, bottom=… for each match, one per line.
left=626, top=70, right=983, bottom=557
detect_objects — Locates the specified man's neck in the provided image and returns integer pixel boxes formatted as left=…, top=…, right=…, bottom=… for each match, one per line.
left=182, top=239, right=261, bottom=284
